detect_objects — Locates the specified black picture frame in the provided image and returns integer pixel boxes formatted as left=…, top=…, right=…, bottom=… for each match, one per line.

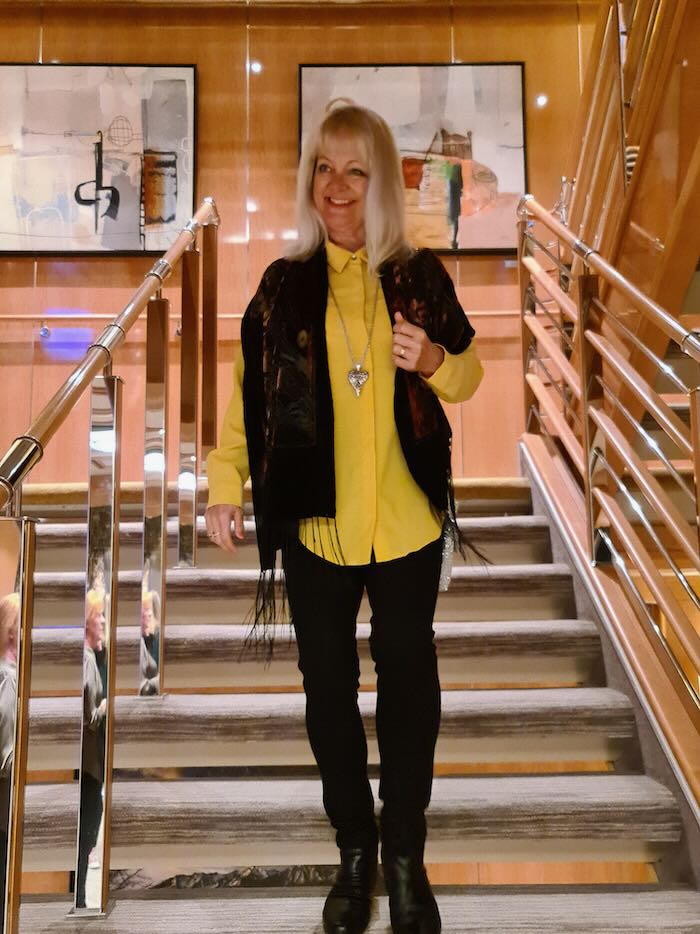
left=0, top=62, right=197, bottom=257
left=299, top=62, right=528, bottom=256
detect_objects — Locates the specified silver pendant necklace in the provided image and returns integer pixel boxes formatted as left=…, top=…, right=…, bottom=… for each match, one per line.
left=328, top=275, right=379, bottom=397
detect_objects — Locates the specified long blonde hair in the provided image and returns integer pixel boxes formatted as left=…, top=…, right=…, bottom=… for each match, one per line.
left=288, top=100, right=411, bottom=275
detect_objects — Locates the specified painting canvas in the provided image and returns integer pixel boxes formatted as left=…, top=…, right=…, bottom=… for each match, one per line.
left=0, top=64, right=196, bottom=254
left=299, top=64, right=527, bottom=253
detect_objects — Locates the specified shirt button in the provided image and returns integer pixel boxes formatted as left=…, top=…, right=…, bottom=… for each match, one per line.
left=351, top=254, right=357, bottom=261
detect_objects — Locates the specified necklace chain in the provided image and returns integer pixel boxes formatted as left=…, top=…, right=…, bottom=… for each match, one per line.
left=328, top=276, right=379, bottom=369
left=328, top=272, right=380, bottom=397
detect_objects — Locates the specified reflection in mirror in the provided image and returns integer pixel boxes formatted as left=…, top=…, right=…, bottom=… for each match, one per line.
left=140, top=587, right=161, bottom=696
left=0, top=517, right=34, bottom=934
left=140, top=298, right=169, bottom=698
left=0, top=593, right=18, bottom=923
left=74, top=373, right=121, bottom=915
left=76, top=589, right=107, bottom=910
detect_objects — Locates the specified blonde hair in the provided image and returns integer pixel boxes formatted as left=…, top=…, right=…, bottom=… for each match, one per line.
left=288, top=100, right=411, bottom=274
left=0, top=593, right=19, bottom=643
left=85, top=588, right=105, bottom=620
left=142, top=589, right=161, bottom=621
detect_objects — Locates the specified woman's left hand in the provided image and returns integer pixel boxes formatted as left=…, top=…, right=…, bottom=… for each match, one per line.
left=392, top=312, right=445, bottom=378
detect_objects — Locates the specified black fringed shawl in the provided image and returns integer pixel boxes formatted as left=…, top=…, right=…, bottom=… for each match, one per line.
left=241, top=245, right=476, bottom=647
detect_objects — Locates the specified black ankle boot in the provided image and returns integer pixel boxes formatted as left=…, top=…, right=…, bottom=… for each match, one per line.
left=322, top=846, right=378, bottom=934
left=382, top=853, right=441, bottom=934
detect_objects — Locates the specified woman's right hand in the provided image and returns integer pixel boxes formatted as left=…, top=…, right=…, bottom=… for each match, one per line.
left=204, top=504, right=245, bottom=554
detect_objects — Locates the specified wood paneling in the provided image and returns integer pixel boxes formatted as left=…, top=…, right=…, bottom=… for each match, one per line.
left=461, top=313, right=525, bottom=476
left=0, top=1, right=592, bottom=482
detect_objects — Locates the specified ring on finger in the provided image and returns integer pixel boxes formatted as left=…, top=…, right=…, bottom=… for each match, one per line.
left=209, top=531, right=221, bottom=539
left=399, top=346, right=405, bottom=358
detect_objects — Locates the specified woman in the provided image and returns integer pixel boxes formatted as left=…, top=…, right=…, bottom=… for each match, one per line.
left=139, top=589, right=161, bottom=697
left=77, top=589, right=107, bottom=909
left=206, top=101, right=483, bottom=934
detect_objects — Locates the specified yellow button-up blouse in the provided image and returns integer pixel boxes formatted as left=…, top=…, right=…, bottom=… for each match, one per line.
left=207, top=241, right=483, bottom=565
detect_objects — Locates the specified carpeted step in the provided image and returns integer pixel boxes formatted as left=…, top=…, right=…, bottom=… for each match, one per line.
left=20, top=477, right=533, bottom=521
left=34, top=515, right=552, bottom=571
left=27, top=687, right=636, bottom=770
left=29, top=618, right=602, bottom=692
left=19, top=889, right=700, bottom=933
left=21, top=774, right=681, bottom=872
left=32, top=562, right=577, bottom=626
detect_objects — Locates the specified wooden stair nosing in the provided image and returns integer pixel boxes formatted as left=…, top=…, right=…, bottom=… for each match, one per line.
left=22, top=775, right=682, bottom=853
left=28, top=687, right=637, bottom=748
left=19, top=890, right=700, bottom=934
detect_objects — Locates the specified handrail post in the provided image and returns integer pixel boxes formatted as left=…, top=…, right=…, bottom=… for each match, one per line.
left=140, top=297, right=169, bottom=698
left=73, top=371, right=122, bottom=914
left=201, top=222, right=219, bottom=470
left=576, top=272, right=608, bottom=563
left=517, top=205, right=537, bottom=433
left=178, top=245, right=201, bottom=568
left=0, top=517, right=35, bottom=934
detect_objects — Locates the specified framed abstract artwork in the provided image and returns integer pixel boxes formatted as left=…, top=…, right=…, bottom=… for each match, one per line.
left=299, top=63, right=528, bottom=254
left=0, top=63, right=196, bottom=255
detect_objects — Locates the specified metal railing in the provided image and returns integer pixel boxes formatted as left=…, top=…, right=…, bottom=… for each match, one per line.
left=518, top=195, right=700, bottom=727
left=0, top=197, right=220, bottom=929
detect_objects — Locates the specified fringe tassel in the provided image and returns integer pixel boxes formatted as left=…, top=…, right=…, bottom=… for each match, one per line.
left=242, top=515, right=348, bottom=663
left=242, top=520, right=295, bottom=665
left=446, top=470, right=490, bottom=568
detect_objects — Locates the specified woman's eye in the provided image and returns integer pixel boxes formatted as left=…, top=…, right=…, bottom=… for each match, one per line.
left=317, top=163, right=331, bottom=173
left=349, top=168, right=366, bottom=177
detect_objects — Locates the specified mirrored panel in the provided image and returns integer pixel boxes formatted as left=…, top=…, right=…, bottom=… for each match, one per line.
left=74, top=374, right=121, bottom=914
left=0, top=517, right=35, bottom=934
left=140, top=298, right=169, bottom=697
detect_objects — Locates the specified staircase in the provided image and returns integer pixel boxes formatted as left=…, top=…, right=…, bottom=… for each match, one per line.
left=18, top=481, right=700, bottom=932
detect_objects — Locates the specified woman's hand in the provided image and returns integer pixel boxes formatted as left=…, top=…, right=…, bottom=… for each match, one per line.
left=392, top=312, right=445, bottom=377
left=205, top=504, right=245, bottom=554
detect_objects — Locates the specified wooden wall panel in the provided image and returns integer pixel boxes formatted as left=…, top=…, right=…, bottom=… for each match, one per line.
left=460, top=312, right=524, bottom=477
left=0, top=1, right=592, bottom=483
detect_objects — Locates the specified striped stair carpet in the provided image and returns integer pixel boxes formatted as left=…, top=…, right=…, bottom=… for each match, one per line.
left=19, top=480, right=700, bottom=931
left=19, top=890, right=700, bottom=933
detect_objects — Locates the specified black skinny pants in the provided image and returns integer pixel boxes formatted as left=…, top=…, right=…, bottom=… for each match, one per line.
left=282, top=535, right=443, bottom=855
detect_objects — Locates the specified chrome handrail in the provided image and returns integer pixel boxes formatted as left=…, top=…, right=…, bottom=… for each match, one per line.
left=518, top=194, right=700, bottom=724
left=519, top=195, right=700, bottom=364
left=0, top=197, right=220, bottom=512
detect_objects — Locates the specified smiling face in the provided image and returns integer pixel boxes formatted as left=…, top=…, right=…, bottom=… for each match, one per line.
left=312, top=132, right=369, bottom=253
left=85, top=604, right=105, bottom=651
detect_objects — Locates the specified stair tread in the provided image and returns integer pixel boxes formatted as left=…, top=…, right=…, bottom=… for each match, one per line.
left=29, top=687, right=637, bottom=745
left=20, top=890, right=700, bottom=933
left=36, top=514, right=551, bottom=543
left=33, top=562, right=574, bottom=597
left=24, top=774, right=681, bottom=848
left=31, top=618, right=602, bottom=665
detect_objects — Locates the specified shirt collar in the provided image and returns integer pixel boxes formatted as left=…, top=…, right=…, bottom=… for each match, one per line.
left=326, top=240, right=368, bottom=273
